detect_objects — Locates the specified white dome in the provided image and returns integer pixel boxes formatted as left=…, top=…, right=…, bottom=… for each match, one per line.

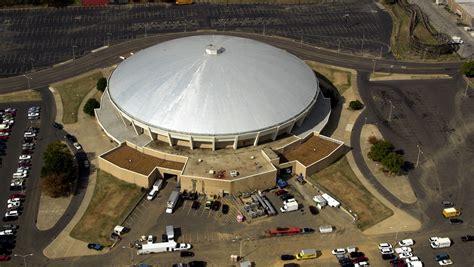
left=108, top=35, right=319, bottom=136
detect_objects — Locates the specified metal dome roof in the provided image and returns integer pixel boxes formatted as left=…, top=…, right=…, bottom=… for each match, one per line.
left=108, top=35, right=319, bottom=136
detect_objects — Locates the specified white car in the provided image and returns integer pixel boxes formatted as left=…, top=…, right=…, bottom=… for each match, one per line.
left=18, top=155, right=31, bottom=160
left=175, top=243, right=192, bottom=250
left=0, top=229, right=14, bottom=235
left=7, top=202, right=20, bottom=209
left=398, top=252, right=413, bottom=259
left=395, top=247, right=412, bottom=254
left=8, top=198, right=21, bottom=203
left=73, top=142, right=82, bottom=150
left=355, top=262, right=369, bottom=267
left=23, top=132, right=36, bottom=138
left=429, top=237, right=439, bottom=242
left=15, top=168, right=28, bottom=174
left=378, top=243, right=392, bottom=250
left=439, top=259, right=453, bottom=265
left=380, top=247, right=394, bottom=254
left=405, top=256, right=421, bottom=263
left=398, top=239, right=414, bottom=247
left=4, top=210, right=19, bottom=217
left=331, top=248, right=346, bottom=255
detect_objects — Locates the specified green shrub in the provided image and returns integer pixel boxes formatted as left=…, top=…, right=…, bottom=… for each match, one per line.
left=96, top=77, right=107, bottom=92
left=83, top=98, right=100, bottom=117
left=462, top=61, right=474, bottom=77
left=381, top=152, right=404, bottom=175
left=41, top=142, right=77, bottom=197
left=368, top=140, right=394, bottom=162
left=349, top=100, right=364, bottom=110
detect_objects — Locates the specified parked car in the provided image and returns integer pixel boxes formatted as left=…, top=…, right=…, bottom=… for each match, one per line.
left=309, top=206, right=319, bottom=215
left=280, top=194, right=294, bottom=201
left=300, top=228, right=315, bottom=234
left=405, top=256, right=420, bottom=263
left=161, top=234, right=168, bottom=242
left=188, top=261, right=206, bottom=267
left=180, top=251, right=194, bottom=257
left=378, top=243, right=392, bottom=250
left=381, top=253, right=395, bottom=260
left=10, top=193, right=25, bottom=199
left=0, top=230, right=14, bottom=236
left=352, top=256, right=368, bottom=263
left=394, top=247, right=412, bottom=254
left=380, top=247, right=394, bottom=254
left=438, top=259, right=453, bottom=266
left=2, top=224, right=18, bottom=230
left=442, top=201, right=454, bottom=207
left=211, top=201, right=220, bottom=211
left=0, top=255, right=10, bottom=261
left=449, top=218, right=463, bottom=225
left=274, top=189, right=288, bottom=196
left=53, top=122, right=63, bottom=129
left=434, top=253, right=449, bottom=261
left=398, top=239, right=414, bottom=246
left=191, top=201, right=200, bottom=210
left=3, top=210, right=19, bottom=221
left=398, top=252, right=413, bottom=259
left=221, top=204, right=229, bottom=214
left=350, top=251, right=365, bottom=258
left=84, top=160, right=90, bottom=168
left=64, top=134, right=77, bottom=142
left=281, top=254, right=296, bottom=261
left=461, top=235, right=474, bottom=242
left=332, top=248, right=346, bottom=255
left=73, top=142, right=82, bottom=150
left=87, top=243, right=104, bottom=251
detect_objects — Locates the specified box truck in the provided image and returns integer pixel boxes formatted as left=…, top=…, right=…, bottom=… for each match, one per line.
left=442, top=208, right=461, bottom=218
left=147, top=179, right=163, bottom=201
left=280, top=199, right=298, bottom=213
left=430, top=237, right=451, bottom=248
left=322, top=193, right=340, bottom=208
left=295, top=248, right=318, bottom=260
left=166, top=191, right=180, bottom=214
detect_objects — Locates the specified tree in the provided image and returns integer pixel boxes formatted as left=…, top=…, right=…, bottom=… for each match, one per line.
left=96, top=77, right=107, bottom=92
left=41, top=142, right=77, bottom=197
left=382, top=152, right=404, bottom=175
left=349, top=100, right=364, bottom=110
left=368, top=140, right=394, bottom=162
left=83, top=98, right=100, bottom=117
left=41, top=173, right=73, bottom=198
left=462, top=61, right=474, bottom=77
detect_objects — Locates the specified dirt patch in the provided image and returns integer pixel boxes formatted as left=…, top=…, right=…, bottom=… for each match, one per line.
left=281, top=135, right=341, bottom=166
left=310, top=156, right=393, bottom=230
left=102, top=145, right=184, bottom=175
left=52, top=71, right=103, bottom=124
left=370, top=72, right=451, bottom=81
left=70, top=170, right=143, bottom=245
left=0, top=89, right=41, bottom=103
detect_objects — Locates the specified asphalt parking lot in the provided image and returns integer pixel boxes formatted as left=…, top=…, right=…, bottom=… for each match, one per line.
left=0, top=0, right=391, bottom=77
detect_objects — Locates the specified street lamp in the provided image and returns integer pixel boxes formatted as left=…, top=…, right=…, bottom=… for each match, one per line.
left=239, top=237, right=251, bottom=260
left=300, top=30, right=304, bottom=43
left=388, top=100, right=395, bottom=122
left=465, top=81, right=470, bottom=97
left=415, top=144, right=423, bottom=168
left=72, top=45, right=77, bottom=59
left=22, top=74, right=32, bottom=89
left=29, top=58, right=34, bottom=71
left=372, top=58, right=376, bottom=74
left=14, top=253, right=33, bottom=267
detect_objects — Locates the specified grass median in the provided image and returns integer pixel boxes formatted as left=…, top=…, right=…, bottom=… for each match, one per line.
left=305, top=61, right=352, bottom=95
left=70, top=170, right=143, bottom=246
left=0, top=90, right=41, bottom=103
left=309, top=156, right=393, bottom=231
left=53, top=71, right=103, bottom=124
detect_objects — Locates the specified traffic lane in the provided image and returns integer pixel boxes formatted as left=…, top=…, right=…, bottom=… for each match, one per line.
left=0, top=31, right=463, bottom=93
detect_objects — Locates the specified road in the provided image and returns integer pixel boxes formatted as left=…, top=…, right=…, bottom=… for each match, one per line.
left=0, top=31, right=463, bottom=94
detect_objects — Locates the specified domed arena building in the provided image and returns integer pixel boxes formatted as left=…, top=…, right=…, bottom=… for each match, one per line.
left=96, top=35, right=345, bottom=195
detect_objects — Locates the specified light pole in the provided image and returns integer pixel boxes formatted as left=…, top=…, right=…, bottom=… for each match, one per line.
left=338, top=39, right=341, bottom=53
left=262, top=23, right=266, bottom=35
left=106, top=32, right=112, bottom=46
left=14, top=253, right=33, bottom=267
left=72, top=45, right=77, bottom=59
left=144, top=23, right=148, bottom=37
left=239, top=237, right=251, bottom=260
left=465, top=81, right=470, bottom=97
left=415, top=144, right=423, bottom=168
left=360, top=33, right=365, bottom=53
left=372, top=58, right=376, bottom=74
left=22, top=74, right=32, bottom=89
left=388, top=100, right=395, bottom=122
left=29, top=58, right=34, bottom=71
left=300, top=30, right=304, bottom=43
left=122, top=245, right=133, bottom=264
left=394, top=225, right=407, bottom=243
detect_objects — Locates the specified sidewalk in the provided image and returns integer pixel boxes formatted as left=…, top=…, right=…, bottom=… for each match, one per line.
left=326, top=67, right=421, bottom=235
left=42, top=72, right=116, bottom=258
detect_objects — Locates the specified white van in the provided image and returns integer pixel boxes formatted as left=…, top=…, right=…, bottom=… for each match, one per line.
left=147, top=188, right=158, bottom=201
left=166, top=225, right=174, bottom=241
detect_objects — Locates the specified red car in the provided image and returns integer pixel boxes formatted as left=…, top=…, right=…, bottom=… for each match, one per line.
left=0, top=255, right=10, bottom=261
left=274, top=189, right=288, bottom=196
left=10, top=193, right=25, bottom=199
left=353, top=256, right=368, bottom=263
left=0, top=136, right=8, bottom=140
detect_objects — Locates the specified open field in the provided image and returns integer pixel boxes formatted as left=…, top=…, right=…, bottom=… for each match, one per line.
left=70, top=170, right=143, bottom=245
left=309, top=156, right=393, bottom=230
left=0, top=89, right=41, bottom=103
left=306, top=61, right=352, bottom=95
left=53, top=71, right=103, bottom=124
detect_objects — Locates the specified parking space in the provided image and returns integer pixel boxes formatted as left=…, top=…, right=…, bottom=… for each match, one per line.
left=0, top=0, right=391, bottom=77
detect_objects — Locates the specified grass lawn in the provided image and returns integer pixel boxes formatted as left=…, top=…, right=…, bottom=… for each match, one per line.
left=70, top=170, right=143, bottom=246
left=309, top=156, right=393, bottom=230
left=0, top=90, right=41, bottom=103
left=54, top=72, right=103, bottom=124
left=305, top=61, right=352, bottom=95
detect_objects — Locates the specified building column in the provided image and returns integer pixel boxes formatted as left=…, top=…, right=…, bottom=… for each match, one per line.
left=296, top=111, right=309, bottom=127
left=287, top=120, right=296, bottom=134
left=147, top=127, right=157, bottom=141
left=233, top=135, right=239, bottom=150
left=272, top=126, right=280, bottom=141
left=253, top=132, right=261, bottom=146
left=212, top=137, right=216, bottom=151
left=167, top=132, right=173, bottom=147
left=189, top=136, right=194, bottom=150
left=118, top=113, right=128, bottom=127
left=131, top=121, right=141, bottom=135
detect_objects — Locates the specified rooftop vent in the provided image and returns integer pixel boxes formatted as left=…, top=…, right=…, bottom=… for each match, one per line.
left=205, top=44, right=225, bottom=55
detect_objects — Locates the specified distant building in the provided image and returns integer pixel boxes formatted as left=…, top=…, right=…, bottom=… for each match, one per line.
left=448, top=0, right=474, bottom=26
